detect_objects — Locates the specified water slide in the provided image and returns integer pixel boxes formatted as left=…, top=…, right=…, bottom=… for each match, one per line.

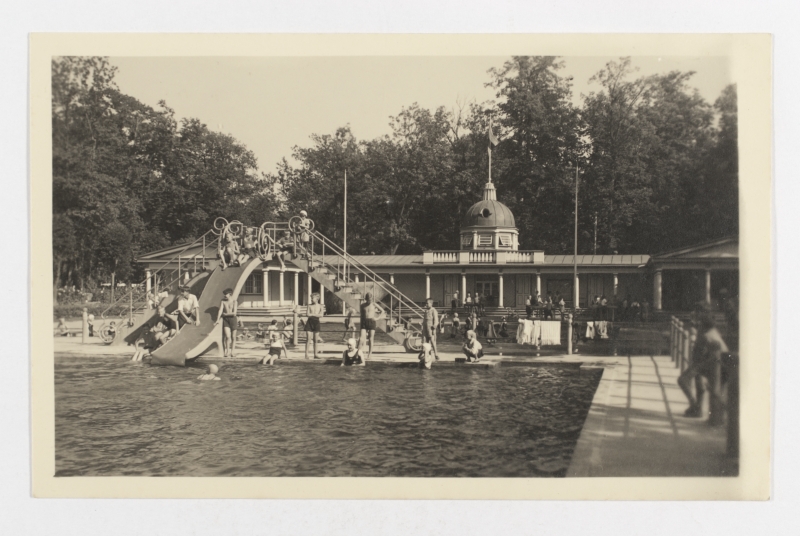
left=150, top=258, right=263, bottom=366
left=119, top=271, right=210, bottom=346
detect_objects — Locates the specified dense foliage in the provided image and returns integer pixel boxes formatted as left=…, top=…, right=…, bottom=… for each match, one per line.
left=52, top=56, right=738, bottom=302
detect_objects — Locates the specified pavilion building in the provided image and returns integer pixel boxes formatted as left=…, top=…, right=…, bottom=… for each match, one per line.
left=137, top=181, right=738, bottom=314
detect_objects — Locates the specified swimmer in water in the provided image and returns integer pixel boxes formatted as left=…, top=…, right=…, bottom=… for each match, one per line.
left=418, top=341, right=435, bottom=369
left=341, top=338, right=365, bottom=366
left=197, top=364, right=221, bottom=381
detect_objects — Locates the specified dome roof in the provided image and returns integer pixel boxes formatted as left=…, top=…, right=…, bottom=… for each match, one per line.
left=462, top=199, right=516, bottom=229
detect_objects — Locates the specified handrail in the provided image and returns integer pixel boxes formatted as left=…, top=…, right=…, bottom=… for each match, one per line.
left=99, top=229, right=219, bottom=319
left=307, top=229, right=426, bottom=318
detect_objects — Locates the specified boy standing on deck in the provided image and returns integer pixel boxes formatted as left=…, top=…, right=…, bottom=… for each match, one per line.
left=359, top=292, right=385, bottom=361
left=214, top=288, right=238, bottom=358
left=422, top=298, right=440, bottom=360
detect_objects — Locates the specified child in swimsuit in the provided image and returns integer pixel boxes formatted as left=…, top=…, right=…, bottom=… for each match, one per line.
left=214, top=288, right=238, bottom=357
left=341, top=337, right=365, bottom=367
left=304, top=294, right=324, bottom=360
left=261, top=320, right=284, bottom=365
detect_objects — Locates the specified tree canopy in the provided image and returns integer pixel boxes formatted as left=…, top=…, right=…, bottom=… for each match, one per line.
left=52, top=56, right=738, bottom=300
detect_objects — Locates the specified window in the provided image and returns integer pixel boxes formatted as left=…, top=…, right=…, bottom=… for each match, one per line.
left=461, top=235, right=472, bottom=247
left=499, top=234, right=512, bottom=247
left=478, top=234, right=493, bottom=246
left=243, top=272, right=263, bottom=295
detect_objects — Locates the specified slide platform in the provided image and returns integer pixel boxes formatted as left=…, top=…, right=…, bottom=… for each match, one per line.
left=150, top=258, right=263, bottom=366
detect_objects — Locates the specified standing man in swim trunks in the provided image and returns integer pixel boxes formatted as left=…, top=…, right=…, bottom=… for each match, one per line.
left=359, top=292, right=384, bottom=361
left=303, top=293, right=324, bottom=360
left=177, top=286, right=201, bottom=328
left=214, top=288, right=238, bottom=358
left=422, top=297, right=440, bottom=360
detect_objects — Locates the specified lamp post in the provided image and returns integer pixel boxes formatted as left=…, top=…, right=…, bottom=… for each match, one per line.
left=573, top=165, right=579, bottom=312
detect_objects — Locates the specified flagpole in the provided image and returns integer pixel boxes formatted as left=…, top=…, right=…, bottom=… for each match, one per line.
left=489, top=146, right=492, bottom=183
left=344, top=169, right=347, bottom=281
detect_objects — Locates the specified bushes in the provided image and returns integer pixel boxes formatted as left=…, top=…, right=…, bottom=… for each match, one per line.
left=53, top=303, right=140, bottom=321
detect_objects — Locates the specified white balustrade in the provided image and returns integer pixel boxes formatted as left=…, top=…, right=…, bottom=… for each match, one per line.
left=433, top=251, right=458, bottom=263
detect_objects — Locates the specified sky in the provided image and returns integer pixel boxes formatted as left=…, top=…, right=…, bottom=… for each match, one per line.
left=110, top=56, right=732, bottom=174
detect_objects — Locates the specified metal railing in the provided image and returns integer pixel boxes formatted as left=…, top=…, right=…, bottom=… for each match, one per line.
left=100, top=229, right=220, bottom=321
left=670, top=316, right=739, bottom=458
left=304, top=228, right=426, bottom=340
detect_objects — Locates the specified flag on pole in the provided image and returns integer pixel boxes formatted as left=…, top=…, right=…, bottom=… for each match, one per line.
left=488, top=120, right=499, bottom=151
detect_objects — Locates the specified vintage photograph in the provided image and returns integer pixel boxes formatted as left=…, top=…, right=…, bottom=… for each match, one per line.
left=30, top=35, right=771, bottom=498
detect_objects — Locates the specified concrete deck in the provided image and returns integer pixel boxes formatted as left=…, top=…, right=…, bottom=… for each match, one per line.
left=567, top=354, right=736, bottom=477
left=53, top=336, right=735, bottom=477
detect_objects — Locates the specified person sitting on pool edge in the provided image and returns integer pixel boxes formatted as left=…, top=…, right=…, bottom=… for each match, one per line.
left=197, top=364, right=221, bottom=381
left=341, top=338, right=365, bottom=367
left=462, top=330, right=483, bottom=363
left=260, top=320, right=284, bottom=365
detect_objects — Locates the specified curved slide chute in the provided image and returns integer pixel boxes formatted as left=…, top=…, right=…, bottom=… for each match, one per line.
left=119, top=271, right=210, bottom=347
left=150, top=258, right=263, bottom=366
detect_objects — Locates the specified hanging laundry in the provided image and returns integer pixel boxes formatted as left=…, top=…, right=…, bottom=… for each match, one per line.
left=540, top=321, right=561, bottom=345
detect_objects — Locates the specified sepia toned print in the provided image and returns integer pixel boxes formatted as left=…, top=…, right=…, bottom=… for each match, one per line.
left=30, top=34, right=771, bottom=499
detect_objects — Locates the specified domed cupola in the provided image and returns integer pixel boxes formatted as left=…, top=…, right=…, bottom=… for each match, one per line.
left=460, top=181, right=519, bottom=250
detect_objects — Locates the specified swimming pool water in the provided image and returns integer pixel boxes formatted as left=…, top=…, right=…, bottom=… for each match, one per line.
left=54, top=358, right=602, bottom=477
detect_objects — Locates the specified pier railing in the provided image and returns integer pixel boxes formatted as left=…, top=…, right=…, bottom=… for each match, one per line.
left=670, top=316, right=739, bottom=458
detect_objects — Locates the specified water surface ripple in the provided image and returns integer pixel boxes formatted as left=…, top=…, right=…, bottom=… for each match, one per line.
left=55, top=358, right=601, bottom=477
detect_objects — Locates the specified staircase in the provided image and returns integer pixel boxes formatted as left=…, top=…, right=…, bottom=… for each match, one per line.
left=277, top=227, right=426, bottom=352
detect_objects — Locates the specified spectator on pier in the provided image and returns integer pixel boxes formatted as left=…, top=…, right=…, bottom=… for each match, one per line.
left=422, top=298, right=440, bottom=361
left=678, top=304, right=728, bottom=423
left=462, top=330, right=483, bottom=363
left=499, top=316, right=509, bottom=338
left=451, top=313, right=461, bottom=339
left=600, top=295, right=609, bottom=321
left=465, top=292, right=473, bottom=314
left=87, top=314, right=95, bottom=337
left=525, top=295, right=533, bottom=318
left=592, top=295, right=601, bottom=322
left=341, top=338, right=365, bottom=367
left=474, top=291, right=484, bottom=315
left=557, top=293, right=566, bottom=319
left=451, top=290, right=459, bottom=314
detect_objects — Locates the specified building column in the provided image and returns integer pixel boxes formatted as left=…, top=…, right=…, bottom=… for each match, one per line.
left=498, top=271, right=504, bottom=307
left=536, top=271, right=541, bottom=298
left=613, top=273, right=619, bottom=297
left=268, top=268, right=269, bottom=307
left=574, top=273, right=580, bottom=308
left=306, top=272, right=312, bottom=306
left=705, top=269, right=712, bottom=304
left=279, top=270, right=285, bottom=306
left=472, top=231, right=478, bottom=250
left=425, top=270, right=431, bottom=299
left=461, top=271, right=467, bottom=304
left=654, top=269, right=663, bottom=311
left=320, top=282, right=325, bottom=308
left=294, top=271, right=299, bottom=305
left=145, top=270, right=152, bottom=294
